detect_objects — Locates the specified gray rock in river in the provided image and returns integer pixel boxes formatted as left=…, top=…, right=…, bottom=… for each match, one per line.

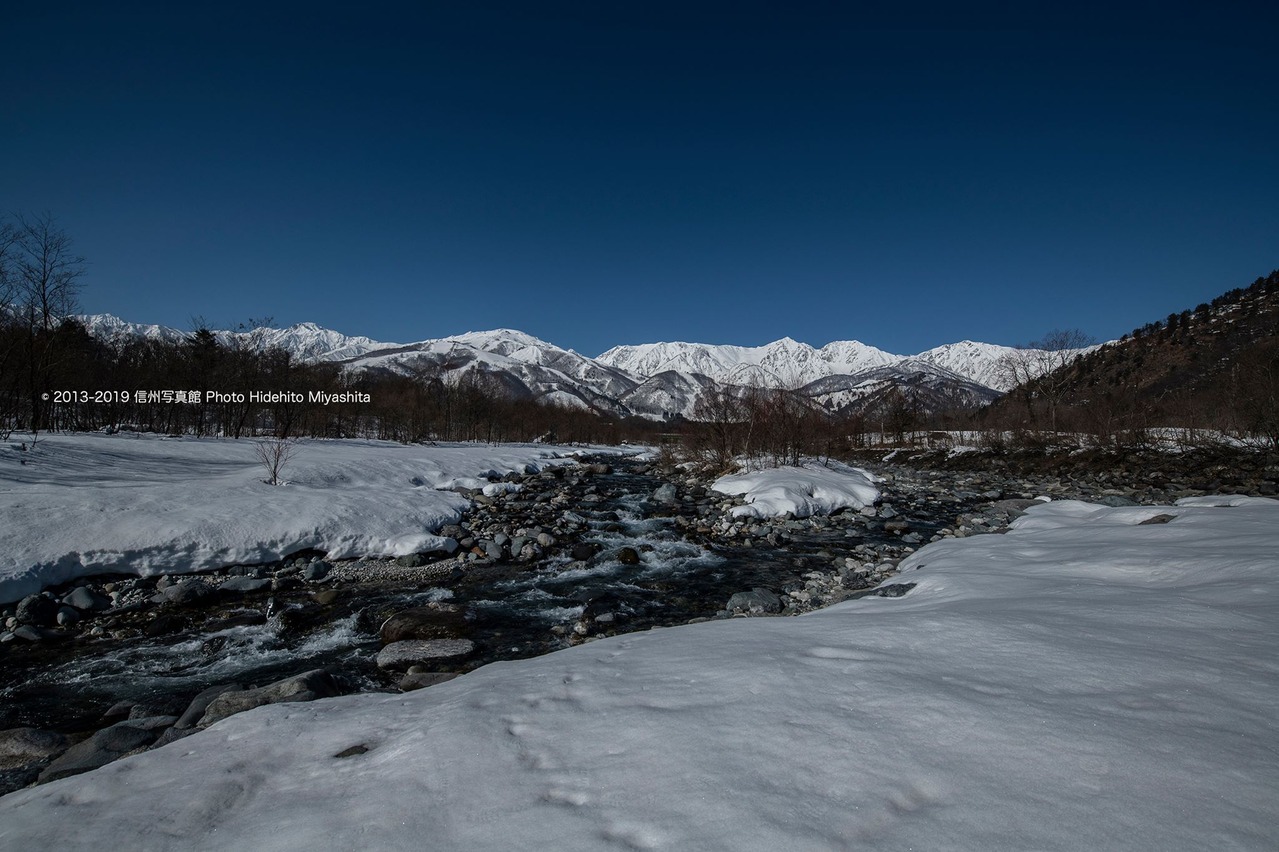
left=161, top=579, right=215, bottom=605
left=398, top=672, right=460, bottom=692
left=175, top=683, right=245, bottom=730
left=219, top=576, right=274, bottom=594
left=12, top=624, right=60, bottom=642
left=302, top=560, right=332, bottom=581
left=38, top=716, right=176, bottom=784
left=0, top=728, right=70, bottom=770
left=199, top=669, right=340, bottom=728
left=988, top=498, right=1041, bottom=518
left=726, top=588, right=782, bottom=615
left=652, top=483, right=679, bottom=505
left=62, top=586, right=111, bottom=612
left=15, top=594, right=57, bottom=627
left=379, top=604, right=467, bottom=644
left=376, top=639, right=476, bottom=670
left=570, top=542, right=599, bottom=562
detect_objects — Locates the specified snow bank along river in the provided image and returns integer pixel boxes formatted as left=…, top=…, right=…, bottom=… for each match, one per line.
left=2, top=434, right=1276, bottom=850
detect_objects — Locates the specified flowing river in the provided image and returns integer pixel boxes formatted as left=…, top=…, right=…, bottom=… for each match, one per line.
left=0, top=458, right=973, bottom=737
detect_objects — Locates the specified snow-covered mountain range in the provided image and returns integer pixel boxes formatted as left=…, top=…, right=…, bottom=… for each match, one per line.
left=78, top=314, right=1077, bottom=420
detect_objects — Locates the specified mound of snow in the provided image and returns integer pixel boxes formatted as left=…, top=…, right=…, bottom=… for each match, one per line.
left=712, top=461, right=880, bottom=518
left=0, top=433, right=574, bottom=603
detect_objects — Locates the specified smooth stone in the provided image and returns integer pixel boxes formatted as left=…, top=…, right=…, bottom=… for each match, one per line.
left=144, top=614, right=186, bottom=637
left=101, top=700, right=136, bottom=725
left=175, top=683, right=244, bottom=729
left=398, top=672, right=460, bottom=691
left=62, top=586, right=111, bottom=612
left=726, top=588, right=782, bottom=615
left=199, top=669, right=340, bottom=727
left=38, top=717, right=175, bottom=783
left=379, top=605, right=467, bottom=644
left=570, top=542, right=599, bottom=562
left=15, top=594, right=57, bottom=627
left=161, top=579, right=215, bottom=605
left=376, top=639, right=476, bottom=670
left=12, top=625, right=59, bottom=642
left=0, top=728, right=70, bottom=770
left=219, top=577, right=273, bottom=593
left=204, top=610, right=267, bottom=631
left=652, top=483, right=679, bottom=505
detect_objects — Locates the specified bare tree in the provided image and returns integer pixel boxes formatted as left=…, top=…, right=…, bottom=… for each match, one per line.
left=13, top=212, right=85, bottom=331
left=2, top=213, right=87, bottom=432
left=691, top=383, right=749, bottom=472
left=997, top=329, right=1094, bottom=433
left=254, top=437, right=297, bottom=485
left=1231, top=342, right=1279, bottom=450
left=0, top=219, right=18, bottom=436
left=0, top=218, right=16, bottom=314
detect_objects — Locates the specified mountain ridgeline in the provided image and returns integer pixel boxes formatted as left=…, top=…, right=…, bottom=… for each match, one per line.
left=982, top=270, right=1279, bottom=446
left=75, top=316, right=1038, bottom=424
left=6, top=270, right=1274, bottom=450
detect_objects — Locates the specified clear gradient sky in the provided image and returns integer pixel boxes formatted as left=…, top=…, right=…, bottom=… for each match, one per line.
left=3, top=1, right=1276, bottom=356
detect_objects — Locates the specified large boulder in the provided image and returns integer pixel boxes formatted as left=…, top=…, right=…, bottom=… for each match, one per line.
left=302, top=560, right=331, bottom=582
left=726, top=588, right=782, bottom=615
left=379, top=604, right=467, bottom=645
left=570, top=542, right=600, bottom=562
left=0, top=728, right=69, bottom=770
left=160, top=579, right=215, bottom=606
left=198, top=669, right=341, bottom=728
left=376, top=639, right=475, bottom=670
left=652, top=483, right=679, bottom=505
left=398, top=672, right=460, bottom=692
left=15, top=595, right=57, bottom=627
left=38, top=717, right=175, bottom=784
left=218, top=576, right=273, bottom=594
left=175, top=683, right=244, bottom=730
left=61, top=586, right=111, bottom=612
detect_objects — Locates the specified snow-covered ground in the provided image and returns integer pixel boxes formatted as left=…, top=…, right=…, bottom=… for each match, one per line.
left=0, top=433, right=580, bottom=603
left=2, top=492, right=1275, bottom=850
left=712, top=461, right=880, bottom=518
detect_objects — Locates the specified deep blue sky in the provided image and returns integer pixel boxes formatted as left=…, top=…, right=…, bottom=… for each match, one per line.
left=3, top=1, right=1276, bottom=355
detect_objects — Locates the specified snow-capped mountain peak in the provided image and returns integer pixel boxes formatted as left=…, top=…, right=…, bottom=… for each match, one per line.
left=443, top=329, right=565, bottom=360
left=75, top=313, right=1086, bottom=421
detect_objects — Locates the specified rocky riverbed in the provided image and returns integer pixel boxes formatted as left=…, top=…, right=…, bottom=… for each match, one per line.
left=0, top=451, right=1223, bottom=794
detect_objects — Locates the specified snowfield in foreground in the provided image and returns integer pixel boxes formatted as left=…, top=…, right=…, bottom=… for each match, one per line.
left=711, top=461, right=880, bottom=518
left=0, top=433, right=579, bottom=603
left=2, top=495, right=1276, bottom=850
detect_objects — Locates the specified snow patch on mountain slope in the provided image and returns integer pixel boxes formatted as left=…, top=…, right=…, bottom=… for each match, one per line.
left=596, top=337, right=902, bottom=387
left=77, top=315, right=398, bottom=362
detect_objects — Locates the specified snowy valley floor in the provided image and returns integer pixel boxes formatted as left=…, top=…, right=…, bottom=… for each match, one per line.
left=0, top=436, right=1276, bottom=850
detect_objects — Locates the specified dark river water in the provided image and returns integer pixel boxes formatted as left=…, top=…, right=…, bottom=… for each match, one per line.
left=0, top=461, right=961, bottom=735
